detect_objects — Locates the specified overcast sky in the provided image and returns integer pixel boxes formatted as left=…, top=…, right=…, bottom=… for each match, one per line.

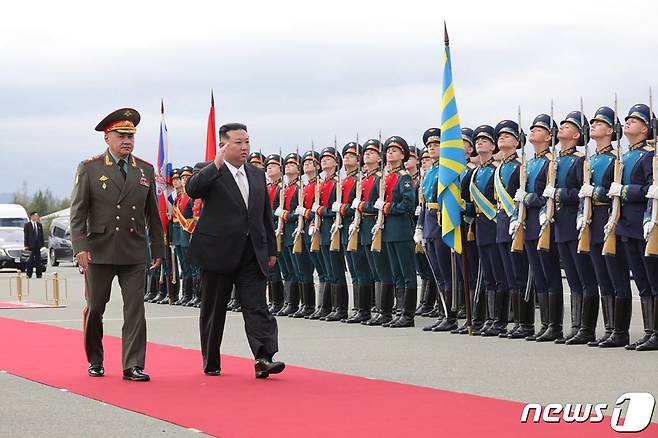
left=1, top=0, right=657, bottom=198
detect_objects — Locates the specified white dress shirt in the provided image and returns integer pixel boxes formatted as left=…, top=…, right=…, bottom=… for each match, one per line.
left=224, top=160, right=250, bottom=206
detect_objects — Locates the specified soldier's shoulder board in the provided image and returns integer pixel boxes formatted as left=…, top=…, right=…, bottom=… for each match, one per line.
left=133, top=155, right=153, bottom=167
left=467, top=162, right=477, bottom=169
left=83, top=154, right=103, bottom=164
left=574, top=151, right=585, bottom=157
left=643, top=145, right=655, bottom=152
left=397, top=169, right=408, bottom=176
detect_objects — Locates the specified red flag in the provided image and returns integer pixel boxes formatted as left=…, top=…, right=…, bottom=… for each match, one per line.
left=205, top=90, right=217, bottom=161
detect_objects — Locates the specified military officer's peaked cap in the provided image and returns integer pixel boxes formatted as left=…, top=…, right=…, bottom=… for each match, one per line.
left=384, top=136, right=410, bottom=161
left=495, top=120, right=525, bottom=149
left=320, top=147, right=343, bottom=168
left=625, top=103, right=655, bottom=129
left=247, top=151, right=264, bottom=165
left=461, top=127, right=478, bottom=157
left=283, top=152, right=301, bottom=166
left=342, top=142, right=361, bottom=158
left=302, top=150, right=321, bottom=164
left=408, top=145, right=419, bottom=158
left=95, top=108, right=140, bottom=134
left=422, top=128, right=441, bottom=146
left=473, top=125, right=495, bottom=143
left=180, top=166, right=193, bottom=177
left=265, top=153, right=282, bottom=166
left=561, top=111, right=589, bottom=146
left=590, top=106, right=621, bottom=140
left=530, top=114, right=558, bottom=134
left=363, top=139, right=382, bottom=154
left=420, top=147, right=430, bottom=160
left=170, top=168, right=181, bottom=180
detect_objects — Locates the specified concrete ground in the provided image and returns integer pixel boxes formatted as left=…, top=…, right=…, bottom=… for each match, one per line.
left=1, top=265, right=657, bottom=436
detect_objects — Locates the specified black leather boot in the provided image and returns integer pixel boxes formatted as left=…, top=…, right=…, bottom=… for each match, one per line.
left=415, top=279, right=431, bottom=315
left=501, top=290, right=519, bottom=337
left=477, top=289, right=496, bottom=336
left=432, top=287, right=457, bottom=332
left=483, top=291, right=509, bottom=337
left=384, top=288, right=405, bottom=327
left=556, top=293, right=582, bottom=344
left=526, top=293, right=548, bottom=341
left=292, top=283, right=315, bottom=318
left=566, top=295, right=599, bottom=345
left=149, top=276, right=168, bottom=303
left=346, top=284, right=372, bottom=323
left=626, top=296, right=654, bottom=350
left=599, top=297, right=632, bottom=348
left=144, top=273, right=159, bottom=301
left=390, top=288, right=416, bottom=328
left=636, top=297, right=658, bottom=351
left=536, top=292, right=563, bottom=342
left=275, top=281, right=292, bottom=316
left=308, top=282, right=331, bottom=319
left=364, top=283, right=393, bottom=326
left=510, top=287, right=535, bottom=339
left=280, top=282, right=300, bottom=317
left=588, top=295, right=614, bottom=346
left=420, top=281, right=438, bottom=317
left=325, top=285, right=349, bottom=322
left=174, top=277, right=193, bottom=305
left=269, top=281, right=285, bottom=315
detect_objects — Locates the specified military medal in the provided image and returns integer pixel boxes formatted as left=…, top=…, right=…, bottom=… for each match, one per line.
left=99, top=175, right=109, bottom=189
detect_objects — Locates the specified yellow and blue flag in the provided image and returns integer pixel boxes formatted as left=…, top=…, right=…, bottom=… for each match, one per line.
left=437, top=23, right=466, bottom=254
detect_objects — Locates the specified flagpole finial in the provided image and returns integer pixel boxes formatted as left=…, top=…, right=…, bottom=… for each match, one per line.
left=211, top=89, right=215, bottom=107
left=161, top=99, right=164, bottom=114
left=444, top=21, right=449, bottom=46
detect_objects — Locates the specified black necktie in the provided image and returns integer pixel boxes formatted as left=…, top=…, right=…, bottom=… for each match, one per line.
left=118, top=159, right=127, bottom=179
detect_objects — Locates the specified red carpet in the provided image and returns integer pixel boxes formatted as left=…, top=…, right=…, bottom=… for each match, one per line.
left=0, top=301, right=64, bottom=309
left=0, top=317, right=654, bottom=438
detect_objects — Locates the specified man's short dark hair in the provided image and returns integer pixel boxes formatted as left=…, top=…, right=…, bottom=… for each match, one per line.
left=29, top=211, right=39, bottom=216
left=219, top=123, right=248, bottom=142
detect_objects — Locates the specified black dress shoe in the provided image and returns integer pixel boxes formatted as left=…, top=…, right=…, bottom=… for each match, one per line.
left=204, top=369, right=221, bottom=376
left=255, top=358, right=285, bottom=379
left=88, top=365, right=104, bottom=377
left=122, top=367, right=150, bottom=381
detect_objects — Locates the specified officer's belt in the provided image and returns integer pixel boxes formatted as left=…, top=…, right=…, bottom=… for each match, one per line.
left=593, top=201, right=611, bottom=206
left=425, top=202, right=439, bottom=209
left=362, top=213, right=376, bottom=217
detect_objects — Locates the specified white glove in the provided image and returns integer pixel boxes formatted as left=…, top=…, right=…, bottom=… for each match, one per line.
left=644, top=221, right=654, bottom=240
left=311, top=202, right=321, bottom=213
left=509, top=220, right=520, bottom=236
left=647, top=185, right=658, bottom=200
left=539, top=211, right=548, bottom=228
left=331, top=201, right=342, bottom=212
left=292, top=228, right=304, bottom=239
left=371, top=223, right=382, bottom=235
left=576, top=215, right=584, bottom=231
left=308, top=224, right=317, bottom=236
left=348, top=223, right=358, bottom=236
left=351, top=198, right=361, bottom=209
left=330, top=223, right=341, bottom=235
left=294, top=205, right=305, bottom=216
left=513, top=189, right=527, bottom=203
left=607, top=182, right=623, bottom=198
left=274, top=207, right=285, bottom=217
left=542, top=186, right=556, bottom=199
left=413, top=227, right=424, bottom=244
left=373, top=198, right=385, bottom=210
left=414, top=205, right=422, bottom=216
left=578, top=183, right=594, bottom=199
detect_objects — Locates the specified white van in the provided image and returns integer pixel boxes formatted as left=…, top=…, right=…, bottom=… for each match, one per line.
left=0, top=204, right=29, bottom=228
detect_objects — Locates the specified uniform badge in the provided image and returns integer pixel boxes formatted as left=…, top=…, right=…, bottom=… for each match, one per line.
left=102, top=183, right=107, bottom=190
left=99, top=175, right=109, bottom=182
left=403, top=181, right=411, bottom=188
left=139, top=177, right=150, bottom=187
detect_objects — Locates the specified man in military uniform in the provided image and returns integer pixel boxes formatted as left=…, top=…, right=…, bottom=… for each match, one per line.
left=70, top=108, right=164, bottom=381
left=172, top=166, right=196, bottom=306
left=265, top=154, right=285, bottom=314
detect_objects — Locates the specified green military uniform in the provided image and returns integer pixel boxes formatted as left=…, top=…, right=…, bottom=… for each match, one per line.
left=70, top=108, right=164, bottom=374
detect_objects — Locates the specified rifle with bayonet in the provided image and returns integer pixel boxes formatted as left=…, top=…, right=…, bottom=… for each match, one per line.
left=577, top=97, right=592, bottom=253
left=330, top=137, right=343, bottom=251
left=292, top=145, right=304, bottom=254
left=275, top=147, right=285, bottom=252
left=602, top=94, right=623, bottom=256
left=511, top=105, right=526, bottom=252
left=371, top=130, right=385, bottom=252
left=347, top=135, right=362, bottom=252
left=645, top=88, right=658, bottom=256
left=415, top=167, right=425, bottom=254
left=537, top=100, right=557, bottom=252
left=310, top=141, right=322, bottom=252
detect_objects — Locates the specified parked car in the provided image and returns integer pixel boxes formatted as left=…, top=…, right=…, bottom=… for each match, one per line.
left=0, top=227, right=47, bottom=272
left=49, top=218, right=74, bottom=266
left=0, top=204, right=28, bottom=228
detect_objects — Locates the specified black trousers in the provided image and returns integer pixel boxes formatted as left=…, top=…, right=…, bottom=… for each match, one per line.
left=199, top=242, right=279, bottom=372
left=26, top=247, right=43, bottom=278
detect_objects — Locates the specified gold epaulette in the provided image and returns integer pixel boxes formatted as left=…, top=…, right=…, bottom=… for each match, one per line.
left=83, top=154, right=103, bottom=164
left=574, top=151, right=585, bottom=157
left=467, top=162, right=477, bottom=169
left=643, top=145, right=655, bottom=152
left=133, top=155, right=153, bottom=166
left=397, top=169, right=408, bottom=175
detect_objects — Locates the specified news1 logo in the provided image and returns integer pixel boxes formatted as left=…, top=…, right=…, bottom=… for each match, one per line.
left=520, top=392, right=656, bottom=432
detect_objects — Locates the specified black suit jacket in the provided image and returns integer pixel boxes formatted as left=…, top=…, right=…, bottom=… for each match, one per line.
left=186, top=161, right=276, bottom=275
left=24, top=222, right=44, bottom=250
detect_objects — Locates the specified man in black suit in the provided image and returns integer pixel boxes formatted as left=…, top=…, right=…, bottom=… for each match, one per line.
left=23, top=211, right=45, bottom=278
left=186, top=123, right=284, bottom=379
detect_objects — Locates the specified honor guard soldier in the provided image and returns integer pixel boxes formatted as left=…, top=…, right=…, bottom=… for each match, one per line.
left=70, top=108, right=164, bottom=381
left=469, top=125, right=509, bottom=335
left=358, top=140, right=395, bottom=326
left=370, top=136, right=417, bottom=328
left=312, top=147, right=349, bottom=321
left=172, top=166, right=196, bottom=306
left=336, top=142, right=374, bottom=323
left=417, top=128, right=453, bottom=332
left=273, top=152, right=303, bottom=316
left=300, top=150, right=330, bottom=319
left=601, top=104, right=657, bottom=349
left=248, top=151, right=265, bottom=169
left=514, top=114, right=562, bottom=341
left=265, top=154, right=285, bottom=314
left=491, top=120, right=529, bottom=337
left=571, top=107, right=620, bottom=345
left=542, top=111, right=598, bottom=344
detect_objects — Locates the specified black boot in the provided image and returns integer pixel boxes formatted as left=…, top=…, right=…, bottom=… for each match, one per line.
left=566, top=295, right=598, bottom=345
left=144, top=274, right=159, bottom=301
left=269, top=281, right=285, bottom=315
left=383, top=288, right=405, bottom=327
left=599, top=297, right=632, bottom=348
left=174, top=277, right=193, bottom=305
left=275, top=281, right=293, bottom=316
left=325, top=285, right=349, bottom=322
left=420, top=281, right=438, bottom=317
left=536, top=292, right=563, bottom=342
left=299, top=283, right=317, bottom=317
left=636, top=297, right=658, bottom=351
left=291, top=282, right=311, bottom=318
left=483, top=291, right=509, bottom=337
left=626, top=296, right=654, bottom=350
left=510, top=288, right=535, bottom=339
left=501, top=290, right=519, bottom=337
left=415, top=279, right=431, bottom=315
left=588, top=295, right=614, bottom=346
left=390, top=288, right=416, bottom=328
left=556, top=293, right=582, bottom=344
left=364, top=283, right=393, bottom=326
left=476, top=289, right=496, bottom=336
left=149, top=276, right=168, bottom=303
left=432, top=287, right=457, bottom=332
left=308, top=282, right=331, bottom=319
left=346, top=284, right=372, bottom=323
left=280, top=282, right=300, bottom=317
left=526, top=293, right=548, bottom=341
left=363, top=283, right=383, bottom=325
